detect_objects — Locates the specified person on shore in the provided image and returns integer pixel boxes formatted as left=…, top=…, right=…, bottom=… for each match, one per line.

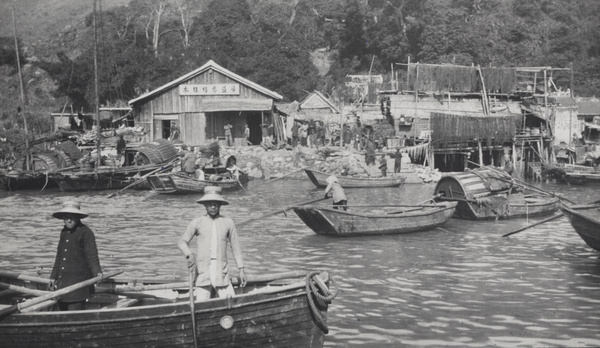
left=169, top=122, right=180, bottom=142
left=116, top=134, right=126, bottom=166
left=365, top=138, right=376, bottom=166
left=291, top=122, right=300, bottom=147
left=324, top=175, right=348, bottom=211
left=183, top=147, right=197, bottom=176
left=300, top=123, right=308, bottom=147
left=178, top=186, right=247, bottom=300
left=243, top=124, right=250, bottom=146
left=379, top=155, right=388, bottom=177
left=49, top=201, right=103, bottom=311
left=392, top=148, right=402, bottom=173
left=224, top=123, right=233, bottom=146
left=499, top=153, right=514, bottom=176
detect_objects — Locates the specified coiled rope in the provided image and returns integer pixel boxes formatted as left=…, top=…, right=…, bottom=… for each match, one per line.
left=305, top=271, right=338, bottom=334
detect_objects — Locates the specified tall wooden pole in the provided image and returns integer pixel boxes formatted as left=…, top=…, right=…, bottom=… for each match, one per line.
left=93, top=0, right=101, bottom=167
left=12, top=6, right=30, bottom=170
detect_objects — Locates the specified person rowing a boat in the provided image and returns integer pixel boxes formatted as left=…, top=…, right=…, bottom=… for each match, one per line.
left=49, top=201, right=103, bottom=311
left=324, top=175, right=348, bottom=211
left=178, top=186, right=247, bottom=300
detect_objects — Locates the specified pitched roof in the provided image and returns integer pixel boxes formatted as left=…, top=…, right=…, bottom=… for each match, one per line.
left=128, top=60, right=283, bottom=105
left=578, top=100, right=600, bottom=115
left=299, top=91, right=340, bottom=113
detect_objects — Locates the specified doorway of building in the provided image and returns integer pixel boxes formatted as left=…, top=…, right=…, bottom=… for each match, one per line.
left=246, top=113, right=262, bottom=145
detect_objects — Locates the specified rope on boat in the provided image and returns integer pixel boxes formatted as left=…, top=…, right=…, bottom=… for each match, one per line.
left=305, top=272, right=338, bottom=334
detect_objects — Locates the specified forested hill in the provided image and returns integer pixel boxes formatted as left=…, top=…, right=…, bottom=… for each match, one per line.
left=0, top=0, right=599, bottom=132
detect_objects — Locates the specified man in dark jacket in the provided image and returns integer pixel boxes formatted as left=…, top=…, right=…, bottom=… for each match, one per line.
left=50, top=201, right=103, bottom=311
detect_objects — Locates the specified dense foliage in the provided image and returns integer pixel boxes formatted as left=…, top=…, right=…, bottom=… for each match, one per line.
left=1, top=0, right=600, bottom=129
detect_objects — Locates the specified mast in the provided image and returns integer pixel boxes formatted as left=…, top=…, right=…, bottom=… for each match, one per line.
left=12, top=6, right=30, bottom=170
left=93, top=0, right=101, bottom=167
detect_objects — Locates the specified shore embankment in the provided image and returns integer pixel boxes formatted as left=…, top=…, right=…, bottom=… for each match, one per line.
left=219, top=145, right=440, bottom=184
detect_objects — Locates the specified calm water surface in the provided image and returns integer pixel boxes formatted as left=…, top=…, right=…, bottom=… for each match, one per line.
left=1, top=178, right=600, bottom=347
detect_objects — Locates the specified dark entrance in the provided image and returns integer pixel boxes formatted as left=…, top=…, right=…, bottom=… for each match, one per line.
left=246, top=113, right=262, bottom=145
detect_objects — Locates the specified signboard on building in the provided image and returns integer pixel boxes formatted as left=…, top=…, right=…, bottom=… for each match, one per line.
left=179, top=84, right=240, bottom=96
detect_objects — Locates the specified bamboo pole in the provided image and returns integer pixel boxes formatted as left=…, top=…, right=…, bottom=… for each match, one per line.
left=12, top=6, right=30, bottom=171
left=93, top=0, right=101, bottom=168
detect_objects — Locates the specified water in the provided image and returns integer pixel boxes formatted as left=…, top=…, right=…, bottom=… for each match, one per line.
left=1, top=179, right=600, bottom=347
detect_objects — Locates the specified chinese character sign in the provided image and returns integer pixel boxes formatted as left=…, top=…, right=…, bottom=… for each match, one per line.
left=179, top=84, right=240, bottom=96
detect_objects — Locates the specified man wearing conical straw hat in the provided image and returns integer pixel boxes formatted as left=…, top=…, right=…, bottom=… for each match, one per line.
left=49, top=201, right=103, bottom=311
left=178, top=186, right=247, bottom=300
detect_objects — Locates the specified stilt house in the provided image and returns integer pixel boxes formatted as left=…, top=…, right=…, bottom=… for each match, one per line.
left=128, top=60, right=283, bottom=146
left=384, top=62, right=573, bottom=179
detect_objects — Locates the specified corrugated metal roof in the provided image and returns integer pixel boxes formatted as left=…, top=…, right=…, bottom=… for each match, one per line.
left=128, top=60, right=283, bottom=105
left=578, top=101, right=600, bottom=115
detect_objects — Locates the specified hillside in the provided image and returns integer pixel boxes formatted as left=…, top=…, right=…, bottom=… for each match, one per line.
left=0, top=0, right=128, bottom=60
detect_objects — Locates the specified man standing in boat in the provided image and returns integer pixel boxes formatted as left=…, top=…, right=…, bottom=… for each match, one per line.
left=49, top=201, right=103, bottom=311
left=324, top=175, right=348, bottom=211
left=499, top=153, right=514, bottom=176
left=178, top=186, right=247, bottom=300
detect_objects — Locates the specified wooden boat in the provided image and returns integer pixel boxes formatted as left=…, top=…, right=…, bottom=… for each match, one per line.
left=0, top=149, right=75, bottom=191
left=292, top=202, right=457, bottom=236
left=560, top=201, right=600, bottom=251
left=433, top=167, right=560, bottom=220
left=304, top=169, right=404, bottom=188
left=148, top=172, right=247, bottom=194
left=53, top=139, right=178, bottom=192
left=0, top=270, right=336, bottom=348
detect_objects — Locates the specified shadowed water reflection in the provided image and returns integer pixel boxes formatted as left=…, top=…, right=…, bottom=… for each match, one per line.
left=1, top=179, right=600, bottom=347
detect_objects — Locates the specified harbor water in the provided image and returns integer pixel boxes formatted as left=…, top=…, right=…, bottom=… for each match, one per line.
left=1, top=178, right=600, bottom=347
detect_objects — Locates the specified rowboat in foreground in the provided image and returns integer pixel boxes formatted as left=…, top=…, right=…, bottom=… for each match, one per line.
left=433, top=167, right=560, bottom=220
left=560, top=201, right=600, bottom=252
left=304, top=169, right=404, bottom=188
left=292, top=201, right=457, bottom=236
left=0, top=270, right=336, bottom=348
left=147, top=172, right=248, bottom=194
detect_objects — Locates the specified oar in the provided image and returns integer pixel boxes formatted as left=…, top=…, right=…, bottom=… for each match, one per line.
left=467, top=161, right=576, bottom=204
left=107, top=158, right=180, bottom=198
left=0, top=270, right=123, bottom=318
left=502, top=213, right=564, bottom=237
left=241, top=196, right=329, bottom=224
left=189, top=268, right=199, bottom=348
left=256, top=167, right=308, bottom=186
left=0, top=270, right=50, bottom=284
left=0, top=282, right=50, bottom=297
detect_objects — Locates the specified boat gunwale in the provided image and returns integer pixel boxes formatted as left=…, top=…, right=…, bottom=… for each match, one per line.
left=0, top=280, right=309, bottom=326
left=294, top=202, right=457, bottom=219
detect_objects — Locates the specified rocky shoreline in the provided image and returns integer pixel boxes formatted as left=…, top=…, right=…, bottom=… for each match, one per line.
left=220, top=145, right=441, bottom=184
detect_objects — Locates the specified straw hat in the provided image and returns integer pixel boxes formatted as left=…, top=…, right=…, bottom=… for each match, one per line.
left=196, top=186, right=229, bottom=205
left=52, top=201, right=89, bottom=219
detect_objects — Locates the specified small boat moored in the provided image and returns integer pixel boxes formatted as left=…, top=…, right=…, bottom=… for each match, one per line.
left=560, top=201, right=600, bottom=252
left=433, top=167, right=560, bottom=220
left=147, top=172, right=247, bottom=194
left=304, top=169, right=404, bottom=188
left=292, top=201, right=457, bottom=236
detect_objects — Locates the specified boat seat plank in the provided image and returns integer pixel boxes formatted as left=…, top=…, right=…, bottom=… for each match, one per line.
left=102, top=298, right=139, bottom=309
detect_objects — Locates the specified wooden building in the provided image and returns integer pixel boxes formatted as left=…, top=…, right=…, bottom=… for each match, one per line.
left=128, top=60, right=283, bottom=146
left=384, top=62, right=573, bottom=179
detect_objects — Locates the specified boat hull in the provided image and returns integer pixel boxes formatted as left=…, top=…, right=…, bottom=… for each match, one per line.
left=148, top=173, right=246, bottom=194
left=54, top=166, right=161, bottom=192
left=304, top=169, right=404, bottom=188
left=0, top=276, right=330, bottom=348
left=560, top=203, right=600, bottom=251
left=443, top=195, right=561, bottom=220
left=293, top=202, right=457, bottom=236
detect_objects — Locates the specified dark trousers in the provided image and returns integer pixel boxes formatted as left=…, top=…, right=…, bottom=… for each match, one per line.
left=333, top=200, right=348, bottom=211
left=58, top=300, right=87, bottom=311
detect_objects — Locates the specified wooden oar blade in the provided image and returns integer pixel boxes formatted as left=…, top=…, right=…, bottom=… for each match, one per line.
left=502, top=213, right=564, bottom=237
